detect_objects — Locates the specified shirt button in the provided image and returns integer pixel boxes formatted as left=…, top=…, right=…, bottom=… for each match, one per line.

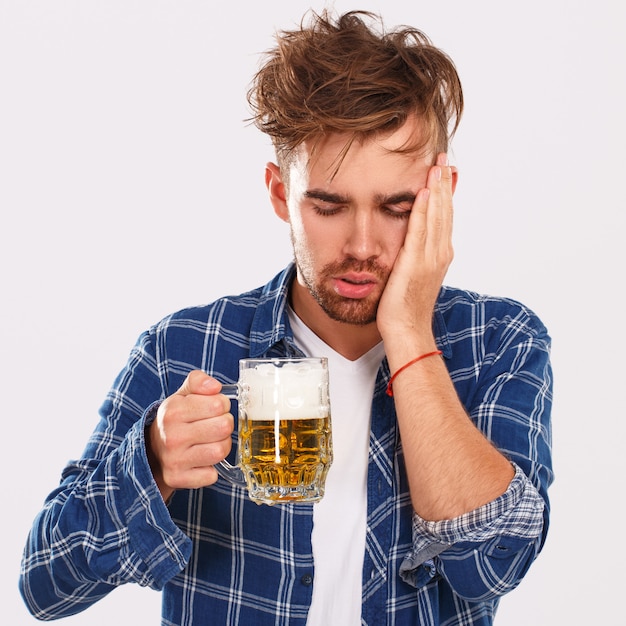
left=301, top=573, right=313, bottom=586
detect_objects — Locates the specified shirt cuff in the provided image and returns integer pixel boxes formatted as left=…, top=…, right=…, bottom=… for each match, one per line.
left=399, top=464, right=544, bottom=587
left=115, top=401, right=192, bottom=589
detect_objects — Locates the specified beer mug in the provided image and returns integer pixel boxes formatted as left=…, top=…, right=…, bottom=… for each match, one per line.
left=217, top=357, right=333, bottom=505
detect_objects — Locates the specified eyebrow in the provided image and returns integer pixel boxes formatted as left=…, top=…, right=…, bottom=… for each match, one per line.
left=377, top=191, right=417, bottom=205
left=304, top=190, right=349, bottom=204
left=304, top=189, right=417, bottom=205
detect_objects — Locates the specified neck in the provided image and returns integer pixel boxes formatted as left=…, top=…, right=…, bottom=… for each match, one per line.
left=289, top=281, right=382, bottom=361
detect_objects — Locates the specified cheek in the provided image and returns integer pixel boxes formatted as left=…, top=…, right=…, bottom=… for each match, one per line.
left=293, top=213, right=332, bottom=249
left=391, top=226, right=409, bottom=256
left=377, top=218, right=409, bottom=261
left=289, top=215, right=310, bottom=254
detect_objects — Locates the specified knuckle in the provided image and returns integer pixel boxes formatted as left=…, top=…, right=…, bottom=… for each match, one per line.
left=207, top=394, right=228, bottom=415
left=159, top=396, right=184, bottom=423
left=162, top=430, right=184, bottom=453
left=162, top=467, right=183, bottom=489
left=204, top=466, right=219, bottom=486
left=220, top=437, right=232, bottom=456
left=207, top=439, right=232, bottom=465
left=220, top=413, right=235, bottom=435
left=188, top=369, right=205, bottom=386
left=208, top=414, right=234, bottom=440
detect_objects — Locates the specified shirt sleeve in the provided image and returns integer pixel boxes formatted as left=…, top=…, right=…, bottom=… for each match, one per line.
left=19, top=332, right=192, bottom=620
left=399, top=464, right=544, bottom=596
left=400, top=299, right=554, bottom=601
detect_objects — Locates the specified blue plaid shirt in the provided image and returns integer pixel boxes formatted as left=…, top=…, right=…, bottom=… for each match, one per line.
left=20, top=264, right=553, bottom=625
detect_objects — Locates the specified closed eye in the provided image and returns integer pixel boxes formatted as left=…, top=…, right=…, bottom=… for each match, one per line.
left=312, top=204, right=343, bottom=216
left=306, top=190, right=348, bottom=217
left=382, top=205, right=412, bottom=219
left=378, top=192, right=415, bottom=219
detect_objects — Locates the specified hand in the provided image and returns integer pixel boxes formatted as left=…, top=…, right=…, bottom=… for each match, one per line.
left=146, top=370, right=234, bottom=501
left=377, top=153, right=456, bottom=347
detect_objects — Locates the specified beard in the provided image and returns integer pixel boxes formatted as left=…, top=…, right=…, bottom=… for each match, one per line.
left=295, top=255, right=390, bottom=326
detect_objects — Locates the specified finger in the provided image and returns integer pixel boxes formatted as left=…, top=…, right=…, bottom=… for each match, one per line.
left=437, top=154, right=454, bottom=243
left=161, top=464, right=220, bottom=491
left=161, top=435, right=233, bottom=490
left=188, top=436, right=233, bottom=468
left=189, top=411, right=234, bottom=444
left=159, top=389, right=231, bottom=430
left=404, top=187, right=430, bottom=250
left=424, top=154, right=453, bottom=256
left=176, top=370, right=223, bottom=397
left=406, top=161, right=443, bottom=259
left=155, top=414, right=233, bottom=476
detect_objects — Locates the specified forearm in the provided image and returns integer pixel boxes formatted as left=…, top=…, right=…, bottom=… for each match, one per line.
left=19, top=486, right=122, bottom=620
left=386, top=334, right=514, bottom=521
left=19, top=413, right=190, bottom=619
left=401, top=465, right=546, bottom=600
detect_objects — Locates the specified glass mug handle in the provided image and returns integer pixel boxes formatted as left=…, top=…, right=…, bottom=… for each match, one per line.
left=214, top=384, right=246, bottom=487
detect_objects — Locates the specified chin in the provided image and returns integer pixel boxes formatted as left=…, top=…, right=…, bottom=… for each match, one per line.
left=319, top=295, right=379, bottom=326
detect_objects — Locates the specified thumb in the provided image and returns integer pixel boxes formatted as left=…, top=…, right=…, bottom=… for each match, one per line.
left=175, top=370, right=223, bottom=397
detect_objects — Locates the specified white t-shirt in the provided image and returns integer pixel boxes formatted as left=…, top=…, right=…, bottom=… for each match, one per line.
left=287, top=307, right=384, bottom=625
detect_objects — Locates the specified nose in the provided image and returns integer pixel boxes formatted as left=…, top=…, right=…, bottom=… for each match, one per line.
left=342, top=210, right=382, bottom=260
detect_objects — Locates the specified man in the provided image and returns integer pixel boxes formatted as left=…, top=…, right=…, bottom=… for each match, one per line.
left=20, top=10, right=553, bottom=625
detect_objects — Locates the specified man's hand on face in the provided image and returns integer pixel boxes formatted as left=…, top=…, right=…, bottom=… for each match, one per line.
left=146, top=370, right=234, bottom=502
left=376, top=153, right=456, bottom=348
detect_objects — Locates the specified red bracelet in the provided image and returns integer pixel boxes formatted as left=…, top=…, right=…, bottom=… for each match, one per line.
left=386, top=350, right=443, bottom=397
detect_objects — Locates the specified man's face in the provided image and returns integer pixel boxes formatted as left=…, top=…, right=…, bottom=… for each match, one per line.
left=270, top=118, right=434, bottom=328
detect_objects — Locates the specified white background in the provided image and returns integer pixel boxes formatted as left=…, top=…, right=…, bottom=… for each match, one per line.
left=2, top=1, right=624, bottom=624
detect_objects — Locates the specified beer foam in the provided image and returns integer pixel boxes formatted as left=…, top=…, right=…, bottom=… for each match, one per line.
left=241, top=360, right=328, bottom=421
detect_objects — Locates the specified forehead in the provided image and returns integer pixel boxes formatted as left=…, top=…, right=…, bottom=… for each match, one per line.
left=288, top=115, right=434, bottom=184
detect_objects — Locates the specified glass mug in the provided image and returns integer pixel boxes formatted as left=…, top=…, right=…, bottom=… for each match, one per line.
left=216, top=357, right=333, bottom=505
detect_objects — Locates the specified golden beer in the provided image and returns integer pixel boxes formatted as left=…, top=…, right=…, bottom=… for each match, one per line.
left=239, top=415, right=333, bottom=502
left=217, top=357, right=332, bottom=504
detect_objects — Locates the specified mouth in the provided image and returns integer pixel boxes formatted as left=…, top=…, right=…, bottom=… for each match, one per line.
left=332, top=273, right=378, bottom=299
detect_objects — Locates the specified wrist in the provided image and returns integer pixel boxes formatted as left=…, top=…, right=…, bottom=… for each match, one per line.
left=382, top=332, right=438, bottom=370
left=145, top=422, right=176, bottom=504
left=386, top=350, right=443, bottom=397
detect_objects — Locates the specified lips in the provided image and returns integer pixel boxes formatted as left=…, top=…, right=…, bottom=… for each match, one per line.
left=332, top=273, right=378, bottom=299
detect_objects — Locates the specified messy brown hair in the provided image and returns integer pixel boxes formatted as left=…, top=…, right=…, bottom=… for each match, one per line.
left=248, top=10, right=463, bottom=168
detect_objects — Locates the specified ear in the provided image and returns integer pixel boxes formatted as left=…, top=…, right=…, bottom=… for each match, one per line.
left=265, top=162, right=289, bottom=222
left=450, top=165, right=459, bottom=194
